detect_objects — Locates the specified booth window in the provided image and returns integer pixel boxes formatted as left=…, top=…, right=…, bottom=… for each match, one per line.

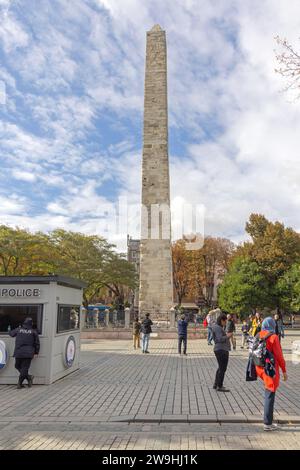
left=57, top=305, right=80, bottom=333
left=0, top=304, right=43, bottom=334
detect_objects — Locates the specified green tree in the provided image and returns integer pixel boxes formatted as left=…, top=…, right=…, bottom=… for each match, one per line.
left=277, top=264, right=300, bottom=312
left=218, top=257, right=272, bottom=317
left=0, top=225, right=54, bottom=275
left=49, top=229, right=137, bottom=307
left=102, top=254, right=138, bottom=308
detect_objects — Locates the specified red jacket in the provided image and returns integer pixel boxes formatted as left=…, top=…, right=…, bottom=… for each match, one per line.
left=256, top=330, right=286, bottom=392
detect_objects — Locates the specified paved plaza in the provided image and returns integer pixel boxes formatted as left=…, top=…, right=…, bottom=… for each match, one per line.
left=1, top=331, right=300, bottom=450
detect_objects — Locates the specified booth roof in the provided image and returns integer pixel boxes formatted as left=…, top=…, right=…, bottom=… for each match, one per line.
left=0, top=275, right=87, bottom=289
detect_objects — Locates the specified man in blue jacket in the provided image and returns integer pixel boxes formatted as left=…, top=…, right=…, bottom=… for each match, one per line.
left=9, top=317, right=40, bottom=389
left=178, top=314, right=188, bottom=355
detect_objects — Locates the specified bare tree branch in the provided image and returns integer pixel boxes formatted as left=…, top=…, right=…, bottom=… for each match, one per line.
left=274, top=35, right=300, bottom=100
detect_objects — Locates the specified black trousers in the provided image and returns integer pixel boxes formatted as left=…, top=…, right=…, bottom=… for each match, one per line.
left=214, top=350, right=229, bottom=388
left=178, top=335, right=187, bottom=354
left=15, top=358, right=32, bottom=384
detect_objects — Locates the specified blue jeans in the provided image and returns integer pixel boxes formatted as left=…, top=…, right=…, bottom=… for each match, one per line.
left=142, top=333, right=150, bottom=352
left=207, top=326, right=213, bottom=344
left=264, top=389, right=275, bottom=425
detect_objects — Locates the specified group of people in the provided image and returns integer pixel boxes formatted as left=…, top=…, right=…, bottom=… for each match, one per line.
left=208, top=311, right=288, bottom=431
left=132, top=313, right=153, bottom=353
left=132, top=313, right=190, bottom=355
left=9, top=310, right=289, bottom=432
left=133, top=310, right=288, bottom=432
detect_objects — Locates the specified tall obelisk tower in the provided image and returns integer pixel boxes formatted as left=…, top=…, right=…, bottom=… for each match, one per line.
left=139, top=25, right=173, bottom=318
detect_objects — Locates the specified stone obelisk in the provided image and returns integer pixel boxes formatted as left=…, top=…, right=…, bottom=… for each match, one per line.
left=139, top=25, right=173, bottom=319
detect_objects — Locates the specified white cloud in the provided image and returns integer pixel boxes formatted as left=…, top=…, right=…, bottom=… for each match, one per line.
left=1, top=0, right=300, bottom=249
left=12, top=170, right=36, bottom=182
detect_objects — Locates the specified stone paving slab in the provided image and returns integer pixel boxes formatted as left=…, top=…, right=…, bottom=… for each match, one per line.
left=0, top=332, right=300, bottom=449
left=0, top=423, right=300, bottom=450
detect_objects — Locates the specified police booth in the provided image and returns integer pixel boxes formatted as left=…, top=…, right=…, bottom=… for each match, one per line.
left=0, top=276, right=86, bottom=385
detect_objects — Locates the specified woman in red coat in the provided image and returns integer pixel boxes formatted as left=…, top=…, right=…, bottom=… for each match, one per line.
left=256, top=317, right=288, bottom=431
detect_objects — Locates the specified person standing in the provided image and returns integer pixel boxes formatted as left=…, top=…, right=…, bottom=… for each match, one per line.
left=247, top=314, right=254, bottom=332
left=206, top=312, right=214, bottom=345
left=141, top=313, right=153, bottom=354
left=250, top=312, right=263, bottom=337
left=241, top=320, right=249, bottom=349
left=274, top=314, right=284, bottom=342
left=133, top=317, right=141, bottom=349
left=9, top=317, right=40, bottom=389
left=226, top=314, right=236, bottom=350
left=212, top=313, right=232, bottom=392
left=255, top=317, right=287, bottom=431
left=178, top=314, right=188, bottom=355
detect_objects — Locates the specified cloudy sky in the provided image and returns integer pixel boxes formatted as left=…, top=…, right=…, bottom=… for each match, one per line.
left=1, top=0, right=300, bottom=251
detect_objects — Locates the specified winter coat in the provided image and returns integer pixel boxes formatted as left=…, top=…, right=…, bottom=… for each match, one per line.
left=141, top=318, right=153, bottom=334
left=255, top=330, right=286, bottom=392
left=177, top=319, right=188, bottom=337
left=9, top=319, right=40, bottom=359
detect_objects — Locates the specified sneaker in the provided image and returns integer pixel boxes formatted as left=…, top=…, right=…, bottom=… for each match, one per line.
left=213, top=384, right=217, bottom=390
left=264, top=424, right=279, bottom=432
left=27, top=375, right=34, bottom=388
left=17, top=383, right=25, bottom=389
left=183, top=352, right=187, bottom=355
left=216, top=386, right=230, bottom=392
left=142, top=350, right=145, bottom=353
left=145, top=351, right=150, bottom=354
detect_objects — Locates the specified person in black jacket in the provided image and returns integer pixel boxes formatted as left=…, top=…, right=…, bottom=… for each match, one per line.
left=9, top=317, right=40, bottom=389
left=141, top=313, right=153, bottom=354
left=177, top=314, right=188, bottom=355
left=226, top=314, right=236, bottom=350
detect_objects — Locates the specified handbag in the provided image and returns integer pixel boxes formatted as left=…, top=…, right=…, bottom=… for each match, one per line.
left=246, top=356, right=257, bottom=381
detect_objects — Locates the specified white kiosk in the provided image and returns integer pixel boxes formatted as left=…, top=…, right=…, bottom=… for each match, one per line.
left=0, top=275, right=86, bottom=385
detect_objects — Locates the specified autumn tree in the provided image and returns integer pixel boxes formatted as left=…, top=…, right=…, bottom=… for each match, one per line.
left=189, top=237, right=235, bottom=307
left=222, top=214, right=300, bottom=312
left=237, top=214, right=300, bottom=283
left=172, top=236, right=234, bottom=307
left=172, top=240, right=192, bottom=304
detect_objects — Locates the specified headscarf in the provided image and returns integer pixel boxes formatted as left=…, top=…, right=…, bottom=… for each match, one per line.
left=261, top=317, right=276, bottom=333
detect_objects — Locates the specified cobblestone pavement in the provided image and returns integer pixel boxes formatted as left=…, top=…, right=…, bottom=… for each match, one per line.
left=1, top=331, right=300, bottom=450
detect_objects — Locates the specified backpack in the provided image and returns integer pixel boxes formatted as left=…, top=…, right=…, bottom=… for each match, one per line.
left=203, top=318, right=208, bottom=328
left=248, top=332, right=273, bottom=367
